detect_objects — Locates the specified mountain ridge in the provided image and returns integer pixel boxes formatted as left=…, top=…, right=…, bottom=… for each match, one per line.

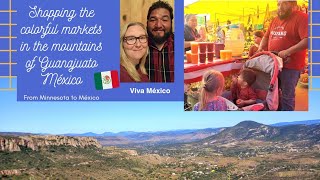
left=2, top=119, right=319, bottom=137
left=201, top=121, right=320, bottom=145
left=0, top=135, right=102, bottom=152
left=1, top=120, right=320, bottom=147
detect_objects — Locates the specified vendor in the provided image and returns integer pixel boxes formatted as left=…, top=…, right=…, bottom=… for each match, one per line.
left=216, top=26, right=225, bottom=44
left=184, top=14, right=204, bottom=51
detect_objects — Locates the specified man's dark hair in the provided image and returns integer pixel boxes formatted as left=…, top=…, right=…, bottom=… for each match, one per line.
left=147, top=1, right=173, bottom=21
left=241, top=68, right=256, bottom=86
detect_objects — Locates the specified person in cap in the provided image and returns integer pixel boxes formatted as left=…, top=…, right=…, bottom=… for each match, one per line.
left=257, top=0, right=308, bottom=111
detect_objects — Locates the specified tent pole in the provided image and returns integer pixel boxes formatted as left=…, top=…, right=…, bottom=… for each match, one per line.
left=215, top=13, right=217, bottom=25
left=243, top=8, right=245, bottom=22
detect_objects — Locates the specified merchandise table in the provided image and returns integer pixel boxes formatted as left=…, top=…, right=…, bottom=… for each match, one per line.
left=184, top=58, right=246, bottom=84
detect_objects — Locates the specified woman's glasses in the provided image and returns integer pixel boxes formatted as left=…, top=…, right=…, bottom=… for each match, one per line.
left=123, top=35, right=148, bottom=45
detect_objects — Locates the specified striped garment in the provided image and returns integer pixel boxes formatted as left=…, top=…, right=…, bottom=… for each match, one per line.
left=146, top=34, right=174, bottom=82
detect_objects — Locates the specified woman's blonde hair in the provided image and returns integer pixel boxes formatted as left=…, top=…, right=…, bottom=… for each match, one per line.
left=198, top=70, right=225, bottom=110
left=120, top=22, right=148, bottom=82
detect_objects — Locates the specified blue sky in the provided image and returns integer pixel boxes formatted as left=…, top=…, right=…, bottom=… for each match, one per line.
left=1, top=78, right=319, bottom=134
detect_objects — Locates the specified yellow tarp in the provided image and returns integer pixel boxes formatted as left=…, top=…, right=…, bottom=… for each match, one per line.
left=184, top=0, right=307, bottom=25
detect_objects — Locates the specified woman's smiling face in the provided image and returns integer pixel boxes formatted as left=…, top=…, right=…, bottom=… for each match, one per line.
left=123, top=25, right=148, bottom=65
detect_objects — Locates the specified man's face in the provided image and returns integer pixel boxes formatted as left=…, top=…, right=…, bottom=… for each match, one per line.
left=277, top=1, right=294, bottom=20
left=147, top=8, right=172, bottom=44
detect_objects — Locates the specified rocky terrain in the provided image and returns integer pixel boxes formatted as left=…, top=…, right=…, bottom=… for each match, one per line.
left=0, top=120, right=320, bottom=179
left=201, top=120, right=320, bottom=146
left=0, top=135, right=101, bottom=152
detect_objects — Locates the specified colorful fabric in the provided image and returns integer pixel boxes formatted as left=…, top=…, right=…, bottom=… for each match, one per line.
left=184, top=60, right=244, bottom=84
left=193, top=96, right=228, bottom=111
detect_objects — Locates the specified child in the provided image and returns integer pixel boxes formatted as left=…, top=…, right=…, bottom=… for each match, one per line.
left=231, top=68, right=257, bottom=108
left=193, top=70, right=227, bottom=111
left=249, top=31, right=264, bottom=57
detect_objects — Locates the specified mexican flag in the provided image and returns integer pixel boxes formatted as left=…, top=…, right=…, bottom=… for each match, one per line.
left=94, top=70, right=119, bottom=90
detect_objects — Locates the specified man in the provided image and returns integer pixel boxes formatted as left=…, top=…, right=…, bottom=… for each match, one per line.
left=257, top=0, right=308, bottom=111
left=146, top=1, right=174, bottom=82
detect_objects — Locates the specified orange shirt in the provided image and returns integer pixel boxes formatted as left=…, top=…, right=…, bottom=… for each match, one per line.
left=265, top=11, right=308, bottom=70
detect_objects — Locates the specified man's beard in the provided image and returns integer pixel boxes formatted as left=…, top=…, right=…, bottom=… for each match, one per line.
left=278, top=10, right=292, bottom=20
left=147, top=29, right=172, bottom=45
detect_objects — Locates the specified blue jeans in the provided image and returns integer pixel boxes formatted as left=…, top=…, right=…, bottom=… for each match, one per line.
left=279, top=68, right=301, bottom=111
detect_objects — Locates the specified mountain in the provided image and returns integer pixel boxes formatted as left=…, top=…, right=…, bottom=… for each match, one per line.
left=64, top=132, right=100, bottom=137
left=271, top=119, right=320, bottom=127
left=66, top=131, right=141, bottom=137
left=60, top=120, right=319, bottom=147
left=2, top=120, right=320, bottom=148
left=0, top=132, right=34, bottom=136
left=95, top=128, right=222, bottom=146
left=1, top=121, right=320, bottom=179
left=202, top=120, right=320, bottom=145
left=202, top=121, right=279, bottom=143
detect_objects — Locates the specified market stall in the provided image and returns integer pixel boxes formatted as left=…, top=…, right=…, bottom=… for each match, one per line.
left=184, top=0, right=309, bottom=111
left=184, top=0, right=308, bottom=55
left=184, top=59, right=244, bottom=84
left=184, top=58, right=245, bottom=110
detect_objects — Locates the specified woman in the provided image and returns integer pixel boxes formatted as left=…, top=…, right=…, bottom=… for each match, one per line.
left=120, top=22, right=149, bottom=82
left=248, top=30, right=264, bottom=57
left=184, top=14, right=204, bottom=51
